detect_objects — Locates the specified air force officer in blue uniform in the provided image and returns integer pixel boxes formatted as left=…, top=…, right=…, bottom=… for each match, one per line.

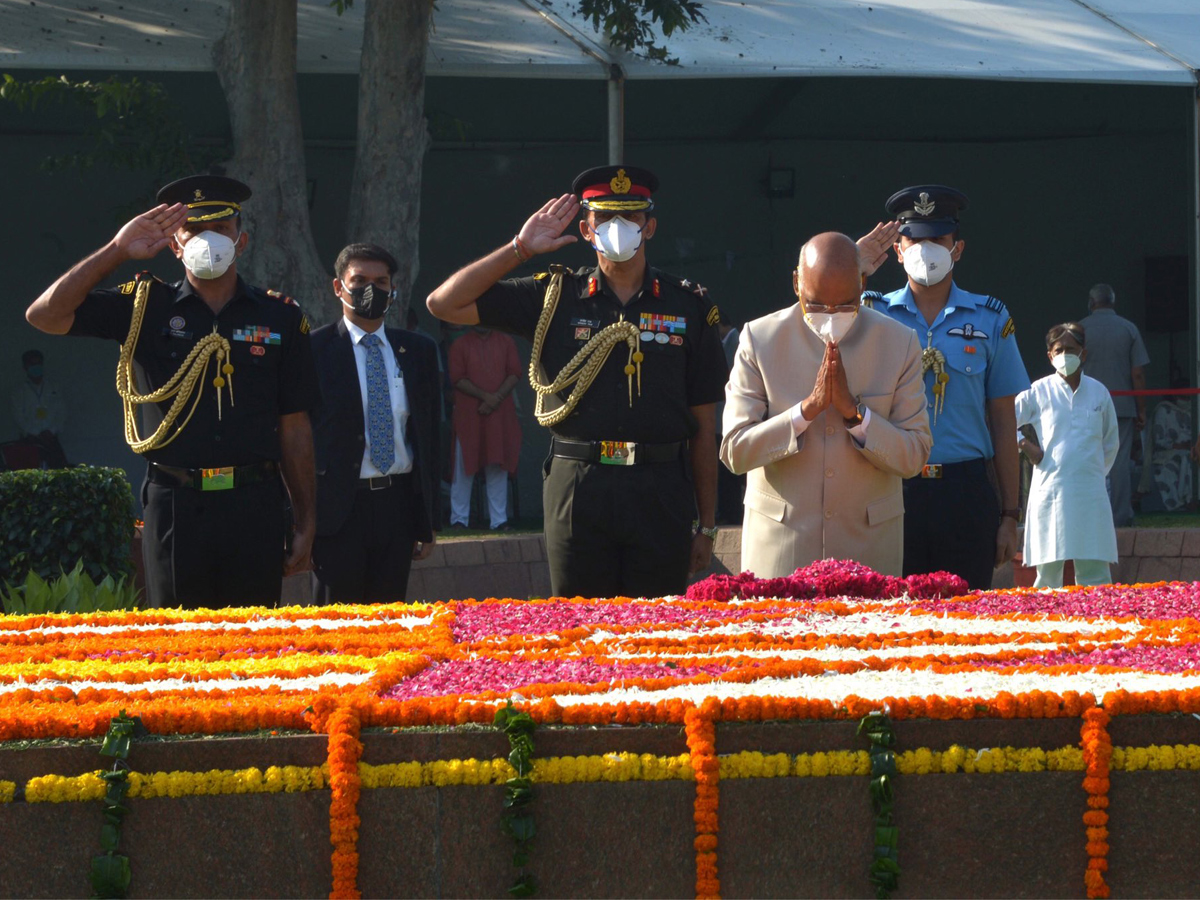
left=864, top=186, right=1030, bottom=589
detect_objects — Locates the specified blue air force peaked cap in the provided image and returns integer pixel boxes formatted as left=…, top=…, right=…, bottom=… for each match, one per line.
left=885, top=185, right=968, bottom=238
left=157, top=174, right=252, bottom=224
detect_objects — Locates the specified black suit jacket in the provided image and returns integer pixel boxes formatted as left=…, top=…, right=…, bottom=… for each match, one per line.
left=311, top=319, right=442, bottom=541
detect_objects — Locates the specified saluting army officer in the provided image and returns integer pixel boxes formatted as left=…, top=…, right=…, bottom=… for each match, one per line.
left=426, top=166, right=729, bottom=598
left=863, top=185, right=1030, bottom=589
left=25, top=175, right=320, bottom=609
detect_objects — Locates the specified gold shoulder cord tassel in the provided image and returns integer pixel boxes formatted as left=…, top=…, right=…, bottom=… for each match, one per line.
left=116, top=278, right=235, bottom=453
left=920, top=343, right=948, bottom=425
left=527, top=269, right=643, bottom=428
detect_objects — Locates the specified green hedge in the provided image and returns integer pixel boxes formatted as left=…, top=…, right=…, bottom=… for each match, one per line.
left=0, top=466, right=136, bottom=587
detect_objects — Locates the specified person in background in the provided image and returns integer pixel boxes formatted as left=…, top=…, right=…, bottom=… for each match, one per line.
left=310, top=243, right=441, bottom=603
left=448, top=325, right=522, bottom=530
left=1079, top=283, right=1149, bottom=527
left=1016, top=323, right=1118, bottom=588
left=11, top=349, right=69, bottom=467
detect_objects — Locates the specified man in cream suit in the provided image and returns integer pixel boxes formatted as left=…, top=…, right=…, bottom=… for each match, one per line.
left=721, top=232, right=931, bottom=577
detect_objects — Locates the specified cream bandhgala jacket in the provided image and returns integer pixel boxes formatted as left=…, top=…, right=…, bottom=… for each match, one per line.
left=721, top=304, right=932, bottom=577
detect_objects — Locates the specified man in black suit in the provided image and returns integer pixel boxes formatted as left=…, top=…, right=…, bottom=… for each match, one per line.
left=310, top=243, right=441, bottom=602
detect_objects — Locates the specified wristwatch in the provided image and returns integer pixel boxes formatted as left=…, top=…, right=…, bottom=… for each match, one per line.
left=843, top=400, right=866, bottom=429
left=692, top=520, right=719, bottom=540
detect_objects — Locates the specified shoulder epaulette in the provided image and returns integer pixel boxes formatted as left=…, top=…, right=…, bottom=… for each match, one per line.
left=658, top=271, right=711, bottom=299
left=983, top=295, right=1007, bottom=314
left=861, top=290, right=886, bottom=310
left=265, top=288, right=298, bottom=306
left=119, top=271, right=161, bottom=295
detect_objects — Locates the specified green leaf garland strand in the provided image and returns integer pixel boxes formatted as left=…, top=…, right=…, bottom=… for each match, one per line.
left=495, top=702, right=537, bottom=897
left=859, top=711, right=900, bottom=899
left=90, top=711, right=144, bottom=899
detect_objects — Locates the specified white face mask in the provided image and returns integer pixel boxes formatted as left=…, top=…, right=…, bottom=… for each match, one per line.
left=178, top=231, right=237, bottom=280
left=804, top=310, right=858, bottom=344
left=1052, top=352, right=1081, bottom=377
left=902, top=241, right=954, bottom=287
left=590, top=216, right=643, bottom=262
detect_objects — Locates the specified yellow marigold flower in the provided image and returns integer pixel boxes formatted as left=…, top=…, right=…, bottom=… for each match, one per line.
left=811, top=752, right=830, bottom=777
left=0, top=781, right=15, bottom=803
left=794, top=754, right=812, bottom=777
left=943, top=745, right=966, bottom=773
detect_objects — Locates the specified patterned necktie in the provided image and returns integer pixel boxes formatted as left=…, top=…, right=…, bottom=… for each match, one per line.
left=361, top=332, right=395, bottom=473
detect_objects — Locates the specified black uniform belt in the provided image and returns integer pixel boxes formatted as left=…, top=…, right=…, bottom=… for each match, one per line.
left=148, top=460, right=278, bottom=491
left=550, top=437, right=683, bottom=466
left=913, top=458, right=987, bottom=481
left=358, top=472, right=412, bottom=491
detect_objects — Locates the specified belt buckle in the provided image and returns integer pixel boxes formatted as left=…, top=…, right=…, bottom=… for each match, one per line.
left=599, top=440, right=636, bottom=466
left=369, top=475, right=391, bottom=490
left=200, top=466, right=235, bottom=491
left=921, top=464, right=943, bottom=479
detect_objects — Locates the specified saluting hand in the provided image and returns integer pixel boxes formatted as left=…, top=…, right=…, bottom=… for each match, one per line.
left=113, top=203, right=188, bottom=260
left=517, top=194, right=580, bottom=255
left=856, top=221, right=901, bottom=277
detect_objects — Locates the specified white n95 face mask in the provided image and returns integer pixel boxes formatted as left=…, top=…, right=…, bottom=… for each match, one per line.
left=178, top=231, right=237, bottom=280
left=804, top=310, right=858, bottom=344
left=1052, top=352, right=1081, bottom=377
left=902, top=241, right=954, bottom=287
left=590, top=216, right=643, bottom=262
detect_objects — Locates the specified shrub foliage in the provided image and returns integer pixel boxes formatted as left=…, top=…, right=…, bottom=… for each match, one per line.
left=0, top=467, right=136, bottom=587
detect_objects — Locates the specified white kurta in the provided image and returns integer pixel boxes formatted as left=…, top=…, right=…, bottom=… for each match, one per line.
left=1015, top=374, right=1119, bottom=565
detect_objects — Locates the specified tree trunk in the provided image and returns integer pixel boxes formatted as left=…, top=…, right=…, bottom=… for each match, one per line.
left=346, top=0, right=434, bottom=326
left=213, top=0, right=333, bottom=323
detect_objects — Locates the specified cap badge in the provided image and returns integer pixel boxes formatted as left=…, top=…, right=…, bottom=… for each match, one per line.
left=193, top=189, right=205, bottom=201
left=609, top=168, right=632, bottom=195
left=913, top=192, right=936, bottom=216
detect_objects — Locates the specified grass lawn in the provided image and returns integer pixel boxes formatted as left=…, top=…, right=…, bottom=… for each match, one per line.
left=1132, top=512, right=1200, bottom=528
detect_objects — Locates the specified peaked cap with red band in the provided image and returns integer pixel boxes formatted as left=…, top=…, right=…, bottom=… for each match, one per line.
left=571, top=165, right=658, bottom=213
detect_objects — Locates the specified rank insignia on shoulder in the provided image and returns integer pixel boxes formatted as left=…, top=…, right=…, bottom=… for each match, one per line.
left=266, top=288, right=298, bottom=306
left=118, top=280, right=137, bottom=295
left=692, top=283, right=709, bottom=298
left=706, top=305, right=720, bottom=327
left=534, top=271, right=549, bottom=281
left=1001, top=317, right=1016, bottom=339
left=299, top=315, right=311, bottom=335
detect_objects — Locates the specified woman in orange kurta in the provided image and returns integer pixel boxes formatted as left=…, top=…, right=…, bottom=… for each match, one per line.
left=448, top=328, right=523, bottom=527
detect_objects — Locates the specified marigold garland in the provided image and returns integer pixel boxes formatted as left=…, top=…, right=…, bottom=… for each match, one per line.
left=1080, top=708, right=1112, bottom=899
left=325, top=706, right=363, bottom=900
left=685, top=702, right=720, bottom=900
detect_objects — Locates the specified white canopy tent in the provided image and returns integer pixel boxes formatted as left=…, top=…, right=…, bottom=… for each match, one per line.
left=0, top=0, right=1194, bottom=82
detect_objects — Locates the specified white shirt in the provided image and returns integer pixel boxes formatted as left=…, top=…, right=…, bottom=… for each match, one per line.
left=1015, top=373, right=1119, bottom=566
left=343, top=317, right=413, bottom=478
left=11, top=376, right=66, bottom=436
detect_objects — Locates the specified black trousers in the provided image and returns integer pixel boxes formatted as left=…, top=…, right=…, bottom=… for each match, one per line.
left=142, top=476, right=285, bottom=609
left=902, top=459, right=998, bottom=590
left=312, top=476, right=417, bottom=604
left=543, top=456, right=693, bottom=599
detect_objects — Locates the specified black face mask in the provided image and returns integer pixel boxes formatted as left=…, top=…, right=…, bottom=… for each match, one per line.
left=342, top=283, right=394, bottom=320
